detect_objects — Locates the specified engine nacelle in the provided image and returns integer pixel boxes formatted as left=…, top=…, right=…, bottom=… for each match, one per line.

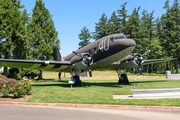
left=70, top=53, right=93, bottom=66
left=119, top=60, right=138, bottom=69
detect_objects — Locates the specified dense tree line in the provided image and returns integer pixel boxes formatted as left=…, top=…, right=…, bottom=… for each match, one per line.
left=79, top=0, right=180, bottom=73
left=0, top=0, right=59, bottom=79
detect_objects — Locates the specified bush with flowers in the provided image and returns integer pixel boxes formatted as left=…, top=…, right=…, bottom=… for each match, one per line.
left=0, top=80, right=33, bottom=98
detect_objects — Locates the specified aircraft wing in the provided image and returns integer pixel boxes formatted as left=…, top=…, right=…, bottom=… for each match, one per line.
left=95, top=58, right=178, bottom=71
left=142, top=58, right=178, bottom=65
left=0, top=59, right=71, bottom=72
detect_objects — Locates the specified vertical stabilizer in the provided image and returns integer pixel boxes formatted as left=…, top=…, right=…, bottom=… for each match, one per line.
left=53, top=46, right=62, bottom=61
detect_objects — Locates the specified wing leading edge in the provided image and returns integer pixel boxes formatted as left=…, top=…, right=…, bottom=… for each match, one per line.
left=142, top=58, right=178, bottom=65
left=0, top=59, right=71, bottom=72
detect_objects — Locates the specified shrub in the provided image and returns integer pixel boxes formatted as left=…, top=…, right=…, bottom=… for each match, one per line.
left=11, top=83, right=22, bottom=98
left=8, top=68, right=40, bottom=80
left=21, top=80, right=34, bottom=95
left=20, top=69, right=40, bottom=79
left=8, top=68, right=21, bottom=80
left=0, top=81, right=11, bottom=97
left=0, top=80, right=33, bottom=98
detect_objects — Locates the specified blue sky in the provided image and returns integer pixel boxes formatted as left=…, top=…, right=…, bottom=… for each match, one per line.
left=21, top=0, right=173, bottom=57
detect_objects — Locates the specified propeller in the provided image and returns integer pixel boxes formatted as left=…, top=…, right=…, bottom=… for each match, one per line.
left=72, top=51, right=93, bottom=77
left=133, top=50, right=150, bottom=75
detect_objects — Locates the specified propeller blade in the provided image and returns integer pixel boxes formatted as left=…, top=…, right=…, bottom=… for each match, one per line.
left=88, top=67, right=92, bottom=77
left=139, top=64, right=142, bottom=75
left=87, top=60, right=92, bottom=77
left=142, top=50, right=150, bottom=57
left=72, top=51, right=84, bottom=58
left=132, top=50, right=150, bottom=75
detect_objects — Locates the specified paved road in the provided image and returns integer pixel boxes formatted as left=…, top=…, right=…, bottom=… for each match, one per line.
left=0, top=105, right=180, bottom=120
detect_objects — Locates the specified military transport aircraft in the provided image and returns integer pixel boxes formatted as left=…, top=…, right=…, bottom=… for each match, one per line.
left=0, top=34, right=177, bottom=86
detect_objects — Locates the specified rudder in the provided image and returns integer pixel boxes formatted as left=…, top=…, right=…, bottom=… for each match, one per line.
left=53, top=46, right=62, bottom=61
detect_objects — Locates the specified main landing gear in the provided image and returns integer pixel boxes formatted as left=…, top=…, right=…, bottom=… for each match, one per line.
left=71, top=75, right=82, bottom=87
left=117, top=72, right=130, bottom=85
left=69, top=69, right=82, bottom=87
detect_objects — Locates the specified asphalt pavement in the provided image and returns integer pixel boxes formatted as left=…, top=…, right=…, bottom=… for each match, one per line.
left=1, top=104, right=180, bottom=120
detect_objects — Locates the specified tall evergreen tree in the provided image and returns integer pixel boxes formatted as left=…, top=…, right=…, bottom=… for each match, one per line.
left=126, top=7, right=141, bottom=53
left=12, top=9, right=30, bottom=59
left=27, top=0, right=60, bottom=79
left=78, top=26, right=91, bottom=49
left=135, top=10, right=156, bottom=55
left=117, top=2, right=129, bottom=34
left=107, top=11, right=120, bottom=34
left=161, top=0, right=180, bottom=60
left=93, top=13, right=108, bottom=40
left=0, top=0, right=28, bottom=76
left=126, top=7, right=141, bottom=38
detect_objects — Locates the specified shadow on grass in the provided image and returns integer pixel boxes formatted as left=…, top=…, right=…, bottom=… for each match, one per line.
left=132, top=80, right=167, bottom=84
left=82, top=81, right=124, bottom=88
left=32, top=79, right=123, bottom=88
left=32, top=79, right=70, bottom=87
left=32, top=79, right=167, bottom=88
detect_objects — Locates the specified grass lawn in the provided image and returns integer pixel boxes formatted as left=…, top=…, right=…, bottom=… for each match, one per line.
left=27, top=71, right=180, bottom=106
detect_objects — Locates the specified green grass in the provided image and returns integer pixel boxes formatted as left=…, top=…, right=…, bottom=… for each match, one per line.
left=28, top=78, right=180, bottom=106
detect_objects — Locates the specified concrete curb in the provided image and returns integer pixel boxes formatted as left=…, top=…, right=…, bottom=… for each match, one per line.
left=0, top=101, right=180, bottom=111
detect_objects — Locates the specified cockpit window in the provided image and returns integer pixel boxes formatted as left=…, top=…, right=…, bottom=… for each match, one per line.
left=109, top=35, right=127, bottom=42
left=110, top=37, right=114, bottom=42
left=114, top=36, right=125, bottom=40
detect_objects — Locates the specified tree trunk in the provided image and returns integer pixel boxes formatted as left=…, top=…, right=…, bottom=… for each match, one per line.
left=3, top=53, right=9, bottom=77
left=37, top=70, right=43, bottom=80
left=146, top=65, right=149, bottom=73
left=3, top=67, right=8, bottom=77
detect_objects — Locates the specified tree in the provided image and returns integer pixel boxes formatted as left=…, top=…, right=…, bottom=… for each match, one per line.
left=137, top=10, right=156, bottom=54
left=117, top=2, right=129, bottom=34
left=107, top=11, right=120, bottom=34
left=161, top=0, right=180, bottom=60
left=126, top=7, right=141, bottom=38
left=0, top=0, right=28, bottom=76
left=78, top=26, right=91, bottom=49
left=93, top=13, right=108, bottom=40
left=12, top=9, right=30, bottom=59
left=27, top=0, right=60, bottom=80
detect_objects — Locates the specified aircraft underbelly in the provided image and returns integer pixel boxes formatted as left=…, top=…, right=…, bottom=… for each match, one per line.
left=91, top=46, right=135, bottom=70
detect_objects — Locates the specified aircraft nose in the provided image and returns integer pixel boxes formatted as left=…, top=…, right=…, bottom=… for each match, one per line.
left=122, top=38, right=136, bottom=47
left=110, top=38, right=136, bottom=54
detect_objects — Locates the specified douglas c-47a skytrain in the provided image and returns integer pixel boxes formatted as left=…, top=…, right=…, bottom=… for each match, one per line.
left=0, top=34, right=177, bottom=86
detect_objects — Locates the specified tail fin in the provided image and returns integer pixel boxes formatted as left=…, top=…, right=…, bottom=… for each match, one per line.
left=53, top=46, right=62, bottom=61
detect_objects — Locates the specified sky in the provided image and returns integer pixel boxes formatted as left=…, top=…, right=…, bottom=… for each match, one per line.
left=20, top=0, right=174, bottom=57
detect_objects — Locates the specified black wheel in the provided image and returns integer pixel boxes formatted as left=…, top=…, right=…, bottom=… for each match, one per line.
left=73, top=75, right=82, bottom=87
left=118, top=74, right=129, bottom=85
